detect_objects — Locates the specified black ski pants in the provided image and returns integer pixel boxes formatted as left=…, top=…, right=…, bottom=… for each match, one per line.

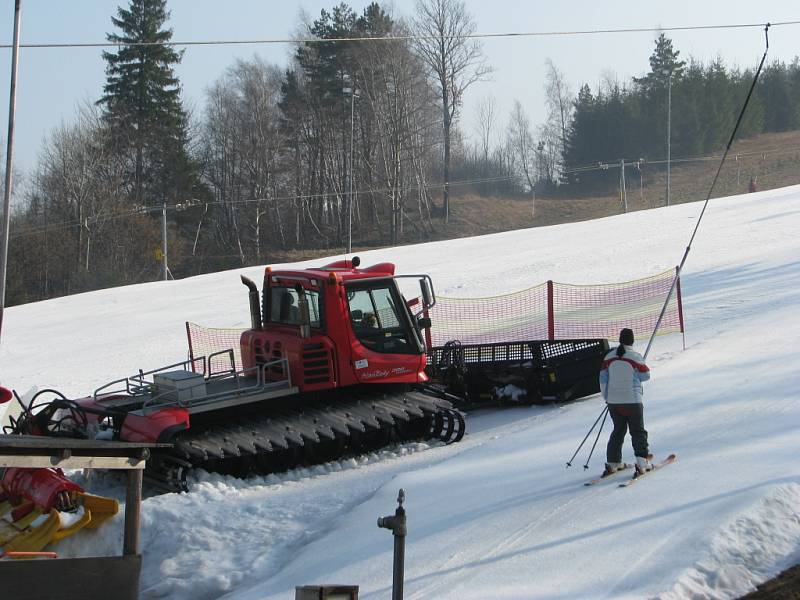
left=606, top=403, right=649, bottom=463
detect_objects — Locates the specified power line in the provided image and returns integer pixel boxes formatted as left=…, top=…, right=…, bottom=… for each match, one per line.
left=11, top=138, right=799, bottom=240
left=10, top=138, right=800, bottom=240
left=7, top=173, right=521, bottom=239
left=2, top=20, right=798, bottom=50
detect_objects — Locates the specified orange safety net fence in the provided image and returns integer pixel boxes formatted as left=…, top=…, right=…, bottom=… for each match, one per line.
left=425, top=268, right=683, bottom=346
left=185, top=322, right=245, bottom=371
left=186, top=268, right=684, bottom=360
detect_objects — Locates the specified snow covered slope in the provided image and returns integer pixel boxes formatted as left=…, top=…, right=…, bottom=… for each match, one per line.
left=2, top=185, right=800, bottom=599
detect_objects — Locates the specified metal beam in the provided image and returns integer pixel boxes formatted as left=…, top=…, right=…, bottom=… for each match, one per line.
left=0, top=455, right=145, bottom=469
left=0, top=0, right=22, bottom=343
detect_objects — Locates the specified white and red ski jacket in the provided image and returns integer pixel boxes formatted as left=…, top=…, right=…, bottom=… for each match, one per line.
left=599, top=345, right=650, bottom=404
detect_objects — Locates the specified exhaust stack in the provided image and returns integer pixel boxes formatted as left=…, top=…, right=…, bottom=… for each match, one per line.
left=240, top=276, right=263, bottom=330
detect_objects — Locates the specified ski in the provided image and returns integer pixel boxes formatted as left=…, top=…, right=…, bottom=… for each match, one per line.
left=584, top=464, right=632, bottom=486
left=618, top=454, right=677, bottom=487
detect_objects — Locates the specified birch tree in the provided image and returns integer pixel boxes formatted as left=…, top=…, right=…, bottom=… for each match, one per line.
left=412, top=0, right=491, bottom=223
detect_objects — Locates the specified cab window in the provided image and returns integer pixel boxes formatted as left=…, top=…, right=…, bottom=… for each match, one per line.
left=269, top=287, right=321, bottom=327
left=347, top=285, right=415, bottom=354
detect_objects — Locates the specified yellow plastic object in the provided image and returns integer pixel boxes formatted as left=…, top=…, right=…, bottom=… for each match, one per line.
left=39, top=491, right=120, bottom=543
left=0, top=520, right=18, bottom=546
left=1, top=506, right=44, bottom=548
left=0, top=492, right=119, bottom=555
left=80, top=492, right=119, bottom=529
left=2, top=509, right=60, bottom=553
left=51, top=508, right=92, bottom=542
left=0, top=500, right=18, bottom=546
left=8, top=502, right=39, bottom=529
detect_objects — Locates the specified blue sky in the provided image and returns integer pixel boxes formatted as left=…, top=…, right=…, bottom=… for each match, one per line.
left=1, top=1, right=798, bottom=174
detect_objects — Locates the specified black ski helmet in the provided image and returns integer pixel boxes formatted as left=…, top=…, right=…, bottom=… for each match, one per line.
left=619, top=328, right=635, bottom=346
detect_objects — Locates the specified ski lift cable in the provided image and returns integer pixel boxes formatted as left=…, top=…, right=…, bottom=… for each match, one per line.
left=1, top=20, right=797, bottom=50
left=562, top=144, right=800, bottom=176
left=643, top=23, right=771, bottom=360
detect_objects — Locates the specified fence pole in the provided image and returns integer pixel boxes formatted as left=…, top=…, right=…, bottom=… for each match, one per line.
left=638, top=160, right=644, bottom=206
left=547, top=280, right=555, bottom=340
left=675, top=267, right=686, bottom=350
left=736, top=154, right=741, bottom=187
left=162, top=203, right=169, bottom=281
left=620, top=159, right=627, bottom=213
left=185, top=321, right=196, bottom=367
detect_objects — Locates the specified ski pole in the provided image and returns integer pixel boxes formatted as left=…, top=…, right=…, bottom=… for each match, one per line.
left=566, top=405, right=608, bottom=468
left=583, top=406, right=610, bottom=469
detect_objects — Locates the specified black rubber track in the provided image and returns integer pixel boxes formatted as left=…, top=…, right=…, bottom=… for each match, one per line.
left=147, top=388, right=463, bottom=492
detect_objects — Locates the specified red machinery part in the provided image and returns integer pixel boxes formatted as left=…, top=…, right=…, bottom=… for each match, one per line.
left=118, top=406, right=190, bottom=443
left=0, top=386, right=12, bottom=404
left=72, top=394, right=190, bottom=443
left=1, top=468, right=83, bottom=511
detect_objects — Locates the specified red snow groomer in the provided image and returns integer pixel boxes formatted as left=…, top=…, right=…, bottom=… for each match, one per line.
left=3, top=258, right=464, bottom=492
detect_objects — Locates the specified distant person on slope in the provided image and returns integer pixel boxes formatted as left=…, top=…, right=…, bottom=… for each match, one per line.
left=748, top=177, right=758, bottom=193
left=599, top=328, right=652, bottom=477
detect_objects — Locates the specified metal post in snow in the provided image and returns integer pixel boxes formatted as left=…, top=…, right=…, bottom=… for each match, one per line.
left=162, top=203, right=168, bottom=281
left=378, top=489, right=407, bottom=600
left=638, top=160, right=644, bottom=205
left=84, top=218, right=90, bottom=271
left=666, top=72, right=672, bottom=207
left=620, top=159, right=627, bottom=213
left=736, top=154, right=741, bottom=187
left=0, top=0, right=22, bottom=344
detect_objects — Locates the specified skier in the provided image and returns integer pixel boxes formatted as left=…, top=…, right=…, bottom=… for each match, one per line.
left=600, top=328, right=652, bottom=477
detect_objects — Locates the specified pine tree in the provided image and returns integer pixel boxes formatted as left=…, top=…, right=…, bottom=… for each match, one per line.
left=671, top=59, right=706, bottom=157
left=758, top=61, right=792, bottom=132
left=634, top=33, right=687, bottom=92
left=98, top=0, right=197, bottom=206
left=562, top=84, right=599, bottom=184
left=297, top=3, right=359, bottom=107
left=634, top=34, right=687, bottom=163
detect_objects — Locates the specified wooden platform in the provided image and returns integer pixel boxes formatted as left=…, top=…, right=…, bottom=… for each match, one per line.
left=0, top=434, right=171, bottom=597
left=0, top=434, right=169, bottom=469
left=0, top=554, right=142, bottom=600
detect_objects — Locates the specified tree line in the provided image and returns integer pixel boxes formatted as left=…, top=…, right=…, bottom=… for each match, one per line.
left=6, top=2, right=800, bottom=306
left=7, top=0, right=495, bottom=305
left=562, top=34, right=800, bottom=188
